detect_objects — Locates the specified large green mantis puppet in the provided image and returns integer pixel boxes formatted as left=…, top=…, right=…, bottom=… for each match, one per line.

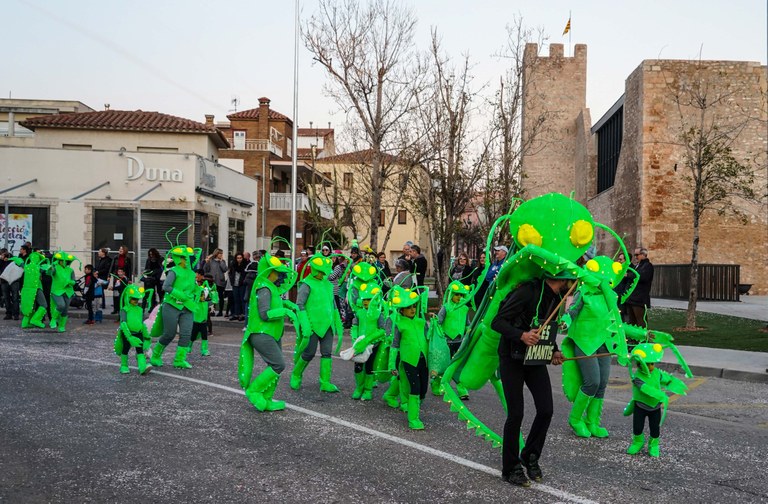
left=238, top=240, right=300, bottom=412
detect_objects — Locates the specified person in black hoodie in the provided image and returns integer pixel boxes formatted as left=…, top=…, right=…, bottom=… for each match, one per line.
left=491, top=273, right=570, bottom=488
left=95, top=248, right=112, bottom=310
left=142, top=248, right=164, bottom=311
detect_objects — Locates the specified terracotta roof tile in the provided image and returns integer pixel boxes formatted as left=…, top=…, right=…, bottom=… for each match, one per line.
left=20, top=109, right=220, bottom=135
left=297, top=128, right=334, bottom=136
left=227, top=107, right=290, bottom=121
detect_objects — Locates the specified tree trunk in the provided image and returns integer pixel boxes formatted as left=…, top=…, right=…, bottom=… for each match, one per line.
left=686, top=201, right=701, bottom=328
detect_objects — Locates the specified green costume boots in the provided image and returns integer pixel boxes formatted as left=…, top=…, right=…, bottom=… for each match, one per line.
left=648, top=437, right=660, bottom=457
left=201, top=340, right=210, bottom=356
left=319, top=357, right=340, bottom=393
left=50, top=309, right=59, bottom=329
left=351, top=371, right=365, bottom=399
left=361, top=374, right=375, bottom=401
left=585, top=398, right=609, bottom=438
left=382, top=377, right=400, bottom=408
left=246, top=366, right=281, bottom=412
left=456, top=382, right=469, bottom=400
left=569, top=390, right=593, bottom=438
left=136, top=353, right=151, bottom=375
left=627, top=434, right=645, bottom=455
left=120, top=355, right=130, bottom=374
left=407, top=395, right=424, bottom=430
left=264, top=376, right=285, bottom=411
left=57, top=316, right=68, bottom=333
left=150, top=343, right=166, bottom=367
left=173, top=346, right=193, bottom=369
left=431, top=376, right=444, bottom=396
left=30, top=306, right=47, bottom=329
left=290, top=357, right=310, bottom=390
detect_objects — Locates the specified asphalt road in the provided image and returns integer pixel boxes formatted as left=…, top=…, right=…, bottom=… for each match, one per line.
left=1, top=319, right=767, bottom=503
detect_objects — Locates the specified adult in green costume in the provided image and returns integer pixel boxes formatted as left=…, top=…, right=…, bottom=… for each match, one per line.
left=388, top=285, right=430, bottom=430
left=238, top=251, right=299, bottom=412
left=114, top=283, right=153, bottom=375
left=150, top=245, right=200, bottom=369
left=432, top=280, right=472, bottom=398
left=624, top=342, right=690, bottom=457
left=16, top=248, right=50, bottom=329
left=46, top=251, right=79, bottom=333
left=290, top=253, right=343, bottom=393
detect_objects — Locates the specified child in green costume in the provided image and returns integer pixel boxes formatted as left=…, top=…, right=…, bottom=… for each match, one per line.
left=624, top=342, right=689, bottom=457
left=114, top=283, right=153, bottom=375
left=239, top=252, right=299, bottom=412
left=388, top=285, right=430, bottom=430
left=346, top=282, right=389, bottom=400
left=46, top=251, right=79, bottom=333
left=432, top=280, right=472, bottom=398
left=290, top=253, right=343, bottom=393
left=189, top=271, right=218, bottom=357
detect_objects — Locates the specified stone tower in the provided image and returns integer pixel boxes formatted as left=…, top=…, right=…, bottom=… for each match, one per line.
left=521, top=43, right=590, bottom=201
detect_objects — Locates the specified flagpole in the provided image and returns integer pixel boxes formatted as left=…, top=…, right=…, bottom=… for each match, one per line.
left=290, top=0, right=299, bottom=267
left=568, top=10, right=572, bottom=56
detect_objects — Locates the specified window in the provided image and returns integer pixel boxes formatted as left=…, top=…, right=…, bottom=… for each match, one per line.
left=397, top=209, right=407, bottom=225
left=137, top=146, right=179, bottom=153
left=596, top=106, right=623, bottom=193
left=62, top=144, right=92, bottom=150
left=343, top=173, right=353, bottom=189
left=233, top=130, right=246, bottom=150
left=379, top=209, right=385, bottom=227
left=228, top=218, right=245, bottom=258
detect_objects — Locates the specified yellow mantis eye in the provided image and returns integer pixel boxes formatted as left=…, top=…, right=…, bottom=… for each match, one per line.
left=270, top=257, right=281, bottom=266
left=409, top=292, right=418, bottom=299
left=128, top=289, right=135, bottom=295
left=517, top=223, right=542, bottom=247
left=392, top=297, right=401, bottom=304
left=368, top=266, right=376, bottom=275
left=173, top=247, right=183, bottom=254
left=186, top=247, right=193, bottom=254
left=353, top=265, right=361, bottom=273
left=653, top=343, right=663, bottom=352
left=371, top=288, right=380, bottom=295
left=139, top=287, right=144, bottom=293
left=464, top=285, right=470, bottom=291
left=312, top=257, right=323, bottom=266
left=570, top=220, right=594, bottom=247
left=586, top=259, right=599, bottom=272
left=451, top=284, right=459, bottom=291
left=612, top=262, right=623, bottom=275
left=633, top=349, right=647, bottom=359
left=360, top=283, right=368, bottom=291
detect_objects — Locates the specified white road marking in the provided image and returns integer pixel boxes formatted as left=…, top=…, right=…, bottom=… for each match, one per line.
left=25, top=350, right=598, bottom=504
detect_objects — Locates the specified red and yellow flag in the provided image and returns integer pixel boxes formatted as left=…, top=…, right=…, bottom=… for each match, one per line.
left=562, top=17, right=571, bottom=35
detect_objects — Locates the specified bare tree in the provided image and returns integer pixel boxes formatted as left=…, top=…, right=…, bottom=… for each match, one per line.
left=402, top=29, right=488, bottom=296
left=303, top=0, right=422, bottom=251
left=667, top=63, right=765, bottom=328
left=477, top=17, right=554, bottom=241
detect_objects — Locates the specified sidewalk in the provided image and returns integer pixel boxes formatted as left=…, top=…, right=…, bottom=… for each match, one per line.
left=651, top=295, right=768, bottom=322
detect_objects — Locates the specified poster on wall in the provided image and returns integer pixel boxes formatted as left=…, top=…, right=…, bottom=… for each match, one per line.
left=0, top=213, right=33, bottom=255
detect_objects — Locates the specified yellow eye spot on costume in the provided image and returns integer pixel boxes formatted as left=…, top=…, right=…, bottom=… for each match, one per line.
left=570, top=220, right=594, bottom=247
left=517, top=223, right=543, bottom=247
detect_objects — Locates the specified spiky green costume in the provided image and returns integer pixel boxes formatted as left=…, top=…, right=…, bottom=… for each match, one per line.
left=624, top=342, right=690, bottom=457
left=17, top=251, right=49, bottom=329
left=291, top=253, right=343, bottom=393
left=190, top=279, right=219, bottom=356
left=238, top=252, right=299, bottom=412
left=46, top=251, right=80, bottom=333
left=114, top=283, right=154, bottom=375
left=431, top=281, right=471, bottom=397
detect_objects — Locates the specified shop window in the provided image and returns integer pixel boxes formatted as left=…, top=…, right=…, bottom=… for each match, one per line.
left=1, top=206, right=49, bottom=254
left=228, top=218, right=245, bottom=258
left=398, top=210, right=407, bottom=225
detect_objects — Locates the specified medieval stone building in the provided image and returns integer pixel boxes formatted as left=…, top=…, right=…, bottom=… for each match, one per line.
left=522, top=43, right=767, bottom=294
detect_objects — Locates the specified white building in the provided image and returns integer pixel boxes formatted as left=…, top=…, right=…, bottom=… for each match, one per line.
left=0, top=109, right=261, bottom=273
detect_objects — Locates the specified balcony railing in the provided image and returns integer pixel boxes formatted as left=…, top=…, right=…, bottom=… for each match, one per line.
left=269, top=192, right=333, bottom=219
left=226, top=138, right=284, bottom=157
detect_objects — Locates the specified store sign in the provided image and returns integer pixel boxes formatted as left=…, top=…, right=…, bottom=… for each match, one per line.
left=125, top=155, right=183, bottom=183
left=0, top=213, right=33, bottom=255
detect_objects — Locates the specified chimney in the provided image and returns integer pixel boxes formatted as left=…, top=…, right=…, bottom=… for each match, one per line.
left=258, top=97, right=271, bottom=138
left=205, top=114, right=214, bottom=126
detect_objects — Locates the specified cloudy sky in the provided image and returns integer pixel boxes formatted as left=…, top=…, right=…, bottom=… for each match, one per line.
left=6, top=0, right=766, bottom=134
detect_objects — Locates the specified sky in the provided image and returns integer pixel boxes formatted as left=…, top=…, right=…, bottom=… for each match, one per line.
left=6, top=0, right=767, bottom=135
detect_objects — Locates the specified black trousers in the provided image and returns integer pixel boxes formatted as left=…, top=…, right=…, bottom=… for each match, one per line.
left=633, top=406, right=661, bottom=437
left=401, top=354, right=429, bottom=399
left=499, top=358, right=554, bottom=474
left=353, top=343, right=380, bottom=375
left=191, top=321, right=208, bottom=342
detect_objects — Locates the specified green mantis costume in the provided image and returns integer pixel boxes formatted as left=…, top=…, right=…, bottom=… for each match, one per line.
left=46, top=251, right=80, bottom=333
left=290, top=253, right=343, bottom=393
left=114, top=283, right=154, bottom=375
left=150, top=244, right=200, bottom=369
left=431, top=281, right=471, bottom=397
left=347, top=282, right=388, bottom=400
left=624, top=342, right=691, bottom=457
left=189, top=279, right=218, bottom=356
left=388, top=285, right=430, bottom=430
left=16, top=251, right=49, bottom=329
left=238, top=251, right=299, bottom=412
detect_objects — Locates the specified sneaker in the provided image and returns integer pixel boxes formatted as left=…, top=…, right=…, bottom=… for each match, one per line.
left=502, top=465, right=530, bottom=488
left=522, top=454, right=543, bottom=482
